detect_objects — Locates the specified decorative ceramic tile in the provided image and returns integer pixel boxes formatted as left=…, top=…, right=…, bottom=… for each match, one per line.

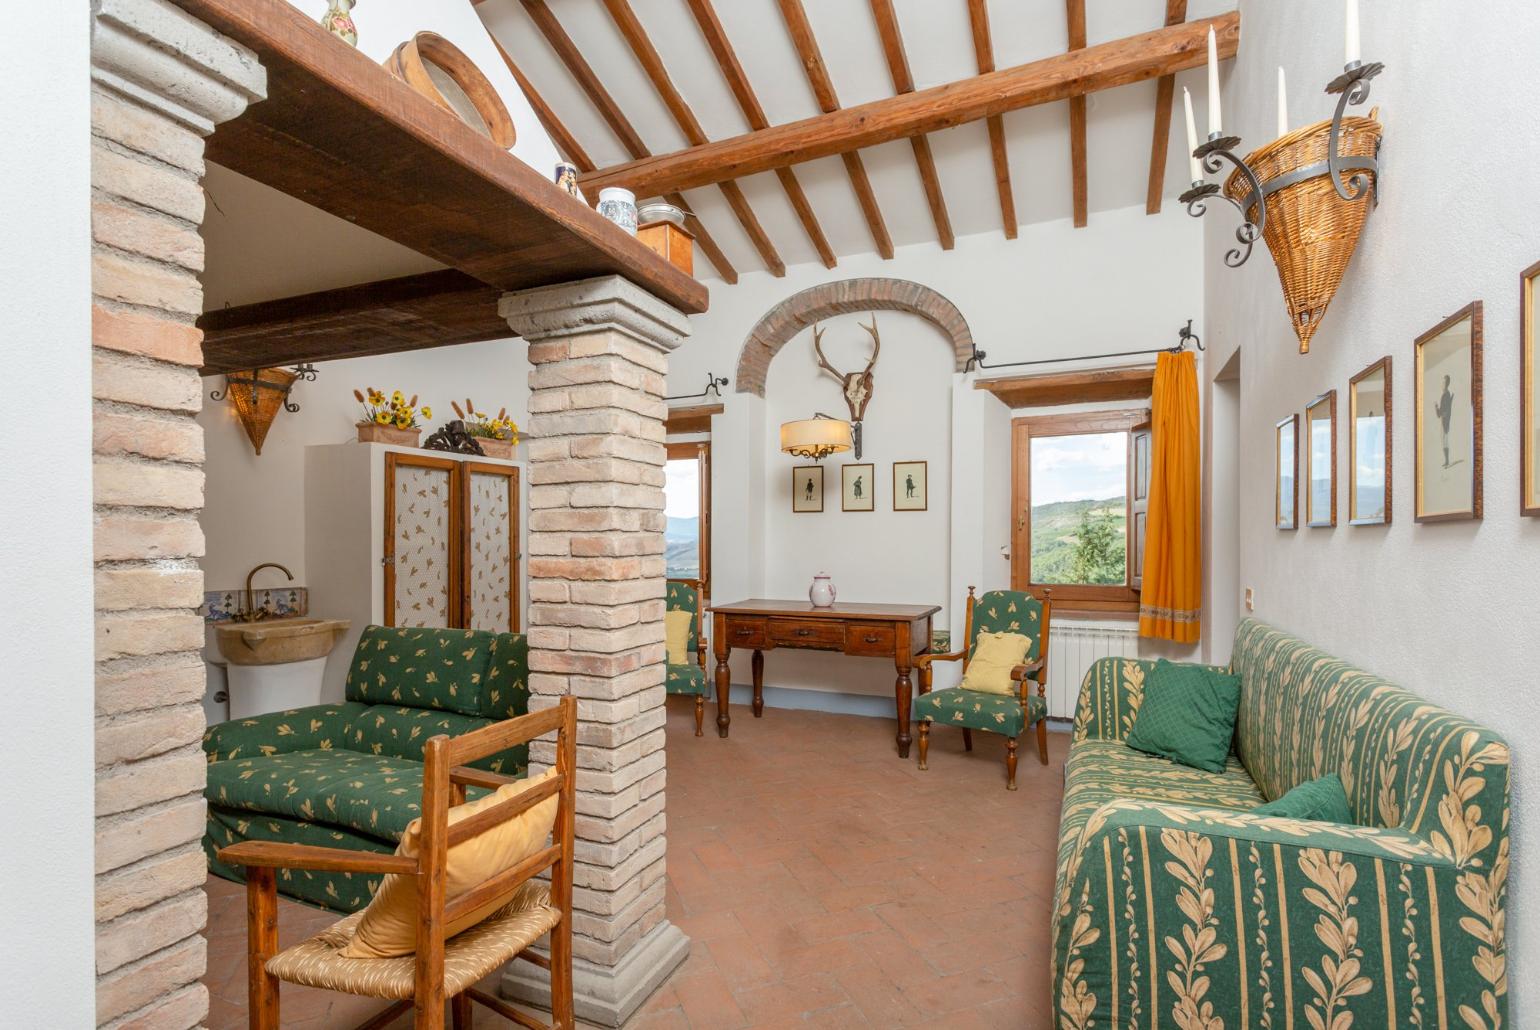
left=202, top=587, right=309, bottom=623
left=468, top=469, right=514, bottom=632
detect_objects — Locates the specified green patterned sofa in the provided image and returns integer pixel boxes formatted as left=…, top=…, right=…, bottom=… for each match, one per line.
left=1052, top=617, right=1509, bottom=1029
left=201, top=625, right=529, bottom=913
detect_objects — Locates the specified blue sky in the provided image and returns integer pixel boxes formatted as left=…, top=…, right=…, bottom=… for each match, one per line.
left=1030, top=432, right=1127, bottom=505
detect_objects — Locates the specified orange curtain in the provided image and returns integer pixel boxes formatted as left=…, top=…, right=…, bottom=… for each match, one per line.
left=1139, top=351, right=1201, bottom=643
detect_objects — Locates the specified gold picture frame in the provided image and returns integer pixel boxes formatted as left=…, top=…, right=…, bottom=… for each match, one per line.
left=1348, top=357, right=1392, bottom=526
left=1275, top=414, right=1298, bottom=530
left=1523, top=261, right=1540, bottom=515
left=1305, top=390, right=1337, bottom=528
left=1414, top=302, right=1483, bottom=522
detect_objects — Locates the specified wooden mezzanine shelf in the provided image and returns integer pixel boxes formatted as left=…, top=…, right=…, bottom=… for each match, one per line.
left=171, top=0, right=707, bottom=373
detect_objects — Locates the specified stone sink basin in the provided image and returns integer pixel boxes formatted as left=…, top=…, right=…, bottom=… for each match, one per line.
left=216, top=617, right=351, bottom=667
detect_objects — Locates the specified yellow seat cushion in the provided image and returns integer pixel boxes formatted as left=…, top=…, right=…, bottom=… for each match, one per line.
left=340, top=768, right=559, bottom=958
left=959, top=631, right=1032, bottom=695
left=664, top=609, right=694, bottom=667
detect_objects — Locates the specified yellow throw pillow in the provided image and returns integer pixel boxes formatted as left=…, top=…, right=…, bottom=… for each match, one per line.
left=341, top=768, right=559, bottom=959
left=664, top=609, right=694, bottom=666
left=959, top=631, right=1033, bottom=696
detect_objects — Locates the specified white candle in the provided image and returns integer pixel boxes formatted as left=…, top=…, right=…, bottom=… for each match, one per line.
left=1277, top=66, right=1288, bottom=137
left=1346, top=0, right=1361, bottom=65
left=1206, top=27, right=1222, bottom=135
left=1182, top=88, right=1202, bottom=182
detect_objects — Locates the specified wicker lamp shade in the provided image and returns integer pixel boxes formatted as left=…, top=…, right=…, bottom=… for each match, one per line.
left=225, top=367, right=299, bottom=455
left=1225, top=114, right=1382, bottom=353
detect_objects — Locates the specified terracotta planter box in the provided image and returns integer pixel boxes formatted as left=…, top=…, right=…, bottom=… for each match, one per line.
left=356, top=422, right=421, bottom=447
left=475, top=436, right=516, bottom=460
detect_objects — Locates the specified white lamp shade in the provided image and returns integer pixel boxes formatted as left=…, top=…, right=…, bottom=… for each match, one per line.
left=779, top=417, right=852, bottom=458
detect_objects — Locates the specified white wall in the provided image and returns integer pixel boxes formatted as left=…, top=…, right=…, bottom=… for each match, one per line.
left=1205, top=0, right=1540, bottom=1015
left=0, top=2, right=95, bottom=1022
left=673, top=203, right=1206, bottom=706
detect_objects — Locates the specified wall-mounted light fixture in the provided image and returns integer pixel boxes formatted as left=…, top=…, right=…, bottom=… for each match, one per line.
left=211, top=364, right=318, bottom=455
left=779, top=413, right=852, bottom=461
left=1180, top=0, right=1383, bottom=353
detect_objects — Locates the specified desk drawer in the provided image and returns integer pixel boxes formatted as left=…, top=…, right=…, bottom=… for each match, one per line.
left=723, top=617, right=767, bottom=648
left=767, top=617, right=844, bottom=650
left=844, top=622, right=895, bottom=656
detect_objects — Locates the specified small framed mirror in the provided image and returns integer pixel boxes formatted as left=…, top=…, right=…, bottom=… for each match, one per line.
left=1276, top=414, right=1298, bottom=530
left=1414, top=302, right=1483, bottom=522
left=1348, top=358, right=1392, bottom=525
left=1523, top=261, right=1539, bottom=516
left=1305, top=391, right=1337, bottom=527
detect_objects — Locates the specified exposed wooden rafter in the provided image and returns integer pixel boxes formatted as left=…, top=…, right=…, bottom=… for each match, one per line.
left=776, top=0, right=895, bottom=260
left=1146, top=0, right=1189, bottom=214
left=966, top=0, right=1016, bottom=239
left=1066, top=0, right=1088, bottom=228
left=684, top=0, right=836, bottom=269
left=581, top=13, right=1240, bottom=198
left=600, top=0, right=784, bottom=277
left=975, top=364, right=1156, bottom=409
left=869, top=0, right=953, bottom=250
left=513, top=0, right=740, bottom=283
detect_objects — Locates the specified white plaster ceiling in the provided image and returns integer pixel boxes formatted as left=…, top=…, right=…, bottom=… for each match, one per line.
left=477, top=0, right=1238, bottom=280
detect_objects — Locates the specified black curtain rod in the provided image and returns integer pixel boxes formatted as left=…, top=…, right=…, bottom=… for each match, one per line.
left=964, top=320, right=1202, bottom=374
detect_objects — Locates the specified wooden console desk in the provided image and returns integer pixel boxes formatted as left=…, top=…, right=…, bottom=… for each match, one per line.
left=708, top=599, right=940, bottom=757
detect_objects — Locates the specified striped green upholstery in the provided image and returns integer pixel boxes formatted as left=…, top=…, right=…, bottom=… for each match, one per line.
left=1052, top=618, right=1510, bottom=1029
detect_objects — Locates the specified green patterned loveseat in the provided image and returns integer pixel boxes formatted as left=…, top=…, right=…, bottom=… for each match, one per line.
left=201, top=625, right=529, bottom=912
left=1053, top=617, right=1509, bottom=1029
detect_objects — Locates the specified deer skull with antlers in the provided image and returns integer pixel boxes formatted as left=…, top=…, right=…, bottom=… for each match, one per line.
left=812, top=317, right=880, bottom=422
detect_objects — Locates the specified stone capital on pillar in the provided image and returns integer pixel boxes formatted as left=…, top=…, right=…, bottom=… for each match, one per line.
left=499, top=275, right=689, bottom=353
left=501, top=274, right=691, bottom=1026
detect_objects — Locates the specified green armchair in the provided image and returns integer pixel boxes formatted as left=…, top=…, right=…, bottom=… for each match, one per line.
left=665, top=579, right=709, bottom=736
left=913, top=586, right=1052, bottom=789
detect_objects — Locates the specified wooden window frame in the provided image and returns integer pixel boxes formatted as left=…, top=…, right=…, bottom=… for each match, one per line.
left=665, top=440, right=711, bottom=601
left=1011, top=409, right=1150, bottom=614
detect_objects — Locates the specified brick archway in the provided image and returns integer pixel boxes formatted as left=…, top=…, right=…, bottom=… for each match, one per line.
left=735, top=278, right=973, bottom=396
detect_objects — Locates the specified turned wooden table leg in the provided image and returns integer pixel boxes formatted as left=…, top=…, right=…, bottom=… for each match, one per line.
left=895, top=659, right=914, bottom=758
left=751, top=649, right=765, bottom=717
left=713, top=613, right=731, bottom=738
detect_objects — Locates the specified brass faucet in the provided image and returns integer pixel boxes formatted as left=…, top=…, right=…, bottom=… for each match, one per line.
left=242, top=562, right=294, bottom=621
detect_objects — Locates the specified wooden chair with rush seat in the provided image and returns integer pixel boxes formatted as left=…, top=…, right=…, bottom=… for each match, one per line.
left=218, top=697, right=578, bottom=1029
left=664, top=579, right=709, bottom=736
left=913, top=586, right=1052, bottom=789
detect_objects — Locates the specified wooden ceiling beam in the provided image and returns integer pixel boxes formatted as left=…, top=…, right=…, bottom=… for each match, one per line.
left=869, top=0, right=953, bottom=251
left=513, top=0, right=738, bottom=283
left=967, top=0, right=1016, bottom=239
left=684, top=0, right=835, bottom=269
left=776, top=0, right=894, bottom=260
left=1146, top=0, right=1189, bottom=214
left=482, top=29, right=595, bottom=172
left=581, top=12, right=1239, bottom=199
left=600, top=0, right=784, bottom=277
left=1066, top=0, right=1088, bottom=228
left=974, top=363, right=1156, bottom=409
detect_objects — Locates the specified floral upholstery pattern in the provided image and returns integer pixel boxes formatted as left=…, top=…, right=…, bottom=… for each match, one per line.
left=204, top=625, right=531, bottom=913
left=967, top=589, right=1044, bottom=664
left=665, top=662, right=706, bottom=696
left=914, top=688, right=1044, bottom=737
left=664, top=579, right=705, bottom=697
left=1052, top=619, right=1510, bottom=1030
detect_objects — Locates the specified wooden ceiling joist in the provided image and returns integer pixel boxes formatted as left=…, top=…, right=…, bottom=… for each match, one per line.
left=600, top=0, right=784, bottom=277
left=581, top=12, right=1240, bottom=198
left=966, top=0, right=1016, bottom=239
left=1066, top=0, right=1088, bottom=228
left=974, top=364, right=1156, bottom=409
left=869, top=0, right=954, bottom=251
left=197, top=270, right=506, bottom=375
left=776, top=0, right=894, bottom=261
left=514, top=0, right=740, bottom=283
left=164, top=0, right=705, bottom=316
left=1147, top=0, right=1190, bottom=215
left=663, top=403, right=724, bottom=436
left=684, top=0, right=836, bottom=269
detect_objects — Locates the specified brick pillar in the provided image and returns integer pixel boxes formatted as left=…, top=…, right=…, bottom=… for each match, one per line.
left=89, top=2, right=264, bottom=1026
left=499, top=277, right=690, bottom=1027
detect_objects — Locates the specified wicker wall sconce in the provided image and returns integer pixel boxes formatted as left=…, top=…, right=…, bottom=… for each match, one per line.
left=212, top=364, right=318, bottom=455
left=1180, top=5, right=1383, bottom=353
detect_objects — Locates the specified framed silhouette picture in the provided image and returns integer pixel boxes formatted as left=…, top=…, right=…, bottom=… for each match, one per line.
left=1276, top=414, right=1297, bottom=530
left=892, top=461, right=928, bottom=511
left=1415, top=302, right=1483, bottom=522
left=841, top=463, right=874, bottom=511
left=1348, top=357, right=1391, bottom=526
left=792, top=465, right=823, bottom=513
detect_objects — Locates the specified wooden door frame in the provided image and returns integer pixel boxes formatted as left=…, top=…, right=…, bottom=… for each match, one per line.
left=384, top=451, right=464, bottom=628
left=460, top=461, right=521, bottom=632
left=665, top=440, right=711, bottom=601
left=1010, top=409, right=1148, bottom=614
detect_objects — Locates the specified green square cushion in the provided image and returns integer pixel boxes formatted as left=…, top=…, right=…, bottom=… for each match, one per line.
left=1253, top=773, right=1353, bottom=823
left=345, top=626, right=497, bottom=717
left=1125, top=658, right=1241, bottom=773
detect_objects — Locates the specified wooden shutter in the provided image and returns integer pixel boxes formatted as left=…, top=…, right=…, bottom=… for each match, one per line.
left=1129, top=421, right=1152, bottom=591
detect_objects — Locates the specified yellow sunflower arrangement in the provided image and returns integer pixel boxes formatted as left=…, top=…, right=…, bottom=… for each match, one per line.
left=353, top=387, right=431, bottom=430
left=452, top=398, right=519, bottom=444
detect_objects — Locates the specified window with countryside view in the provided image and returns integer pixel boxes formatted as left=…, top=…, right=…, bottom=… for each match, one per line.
left=1029, top=432, right=1127, bottom=585
left=663, top=441, right=710, bottom=594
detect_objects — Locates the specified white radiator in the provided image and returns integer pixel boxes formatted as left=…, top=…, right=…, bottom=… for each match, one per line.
left=1045, top=621, right=1140, bottom=719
